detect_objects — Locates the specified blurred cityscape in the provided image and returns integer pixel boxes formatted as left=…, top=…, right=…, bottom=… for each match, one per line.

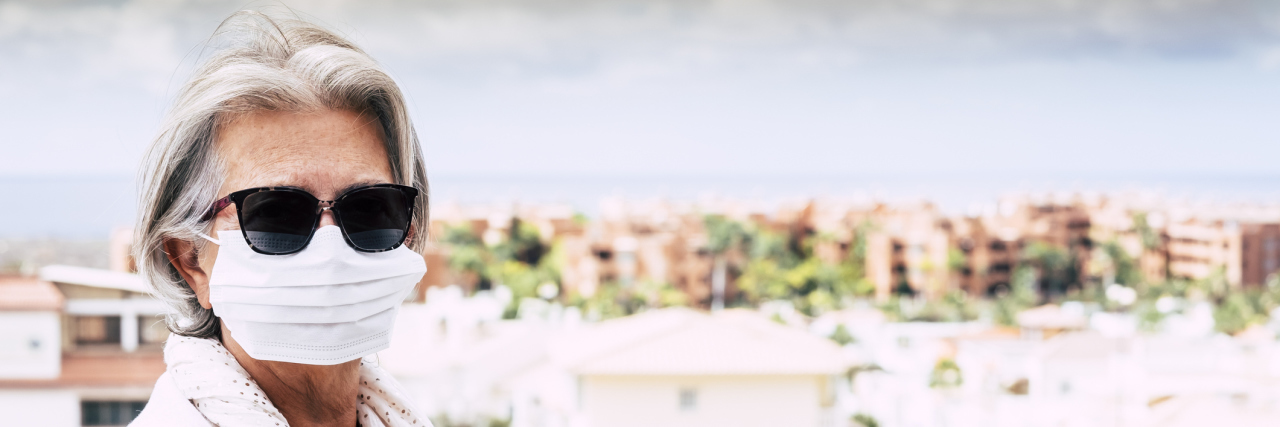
left=3, top=0, right=1279, bottom=425
left=3, top=190, right=1280, bottom=426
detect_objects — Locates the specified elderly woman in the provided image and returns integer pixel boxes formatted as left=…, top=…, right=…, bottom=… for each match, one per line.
left=129, top=13, right=430, bottom=427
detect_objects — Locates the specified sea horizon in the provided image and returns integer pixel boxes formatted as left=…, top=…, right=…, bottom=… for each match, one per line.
left=3, top=171, right=1278, bottom=239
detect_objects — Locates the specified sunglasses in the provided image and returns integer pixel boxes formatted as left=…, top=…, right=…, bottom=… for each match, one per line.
left=202, top=184, right=419, bottom=255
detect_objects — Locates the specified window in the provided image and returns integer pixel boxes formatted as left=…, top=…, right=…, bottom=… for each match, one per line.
left=82, top=401, right=146, bottom=426
left=678, top=387, right=697, bottom=411
left=75, top=316, right=121, bottom=345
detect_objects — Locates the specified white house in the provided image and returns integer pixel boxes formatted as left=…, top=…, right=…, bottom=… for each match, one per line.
left=550, top=308, right=845, bottom=427
left=0, top=276, right=76, bottom=427
left=0, top=266, right=169, bottom=427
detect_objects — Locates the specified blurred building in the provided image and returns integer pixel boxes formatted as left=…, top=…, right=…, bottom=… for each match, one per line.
left=1166, top=219, right=1280, bottom=288
left=381, top=301, right=847, bottom=427
left=0, top=229, right=170, bottom=426
left=426, top=195, right=1280, bottom=306
left=0, top=276, right=69, bottom=426
left=861, top=196, right=1092, bottom=299
left=1086, top=201, right=1169, bottom=285
left=0, top=268, right=166, bottom=427
left=559, top=199, right=716, bottom=304
left=554, top=308, right=844, bottom=427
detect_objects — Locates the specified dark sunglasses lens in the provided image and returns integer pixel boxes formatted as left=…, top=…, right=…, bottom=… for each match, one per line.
left=240, top=191, right=317, bottom=254
left=336, top=187, right=412, bottom=251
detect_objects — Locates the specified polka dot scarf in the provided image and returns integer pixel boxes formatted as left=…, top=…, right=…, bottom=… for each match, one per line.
left=354, top=359, right=427, bottom=427
left=164, top=335, right=428, bottom=427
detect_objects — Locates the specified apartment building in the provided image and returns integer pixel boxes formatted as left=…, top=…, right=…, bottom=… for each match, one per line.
left=1166, top=219, right=1280, bottom=287
left=862, top=199, right=1059, bottom=299
left=431, top=195, right=1280, bottom=304
left=559, top=201, right=717, bottom=304
left=863, top=203, right=952, bottom=299
left=864, top=195, right=1280, bottom=298
left=1086, top=201, right=1168, bottom=284
left=950, top=216, right=1018, bottom=296
left=1240, top=222, right=1280, bottom=286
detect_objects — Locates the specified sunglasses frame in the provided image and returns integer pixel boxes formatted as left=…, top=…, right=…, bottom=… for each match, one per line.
left=202, top=183, right=419, bottom=255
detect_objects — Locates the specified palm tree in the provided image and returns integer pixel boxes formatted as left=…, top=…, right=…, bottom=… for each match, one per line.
left=443, top=224, right=492, bottom=291
left=1021, top=241, right=1078, bottom=299
left=704, top=215, right=750, bottom=311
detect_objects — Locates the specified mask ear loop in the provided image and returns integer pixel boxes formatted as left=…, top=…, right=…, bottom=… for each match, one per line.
left=195, top=230, right=222, bottom=246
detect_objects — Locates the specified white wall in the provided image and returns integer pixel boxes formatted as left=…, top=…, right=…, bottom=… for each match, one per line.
left=0, top=390, right=79, bottom=427
left=581, top=375, right=827, bottom=427
left=0, top=311, right=61, bottom=379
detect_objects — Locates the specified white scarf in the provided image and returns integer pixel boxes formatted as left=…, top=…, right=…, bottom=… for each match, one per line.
left=164, top=335, right=429, bottom=427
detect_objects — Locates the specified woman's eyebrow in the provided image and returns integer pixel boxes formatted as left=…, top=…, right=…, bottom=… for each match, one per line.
left=337, top=180, right=389, bottom=196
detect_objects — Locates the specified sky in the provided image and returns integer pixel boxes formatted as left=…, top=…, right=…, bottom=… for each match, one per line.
left=1, top=0, right=1279, bottom=179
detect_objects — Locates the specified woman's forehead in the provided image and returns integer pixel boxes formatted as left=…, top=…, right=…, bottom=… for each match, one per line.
left=215, top=109, right=393, bottom=198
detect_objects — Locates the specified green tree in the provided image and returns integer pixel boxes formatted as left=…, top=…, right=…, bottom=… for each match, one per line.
left=443, top=224, right=493, bottom=290
left=851, top=413, right=880, bottom=427
left=1021, top=242, right=1079, bottom=298
left=884, top=290, right=980, bottom=323
left=704, top=215, right=752, bottom=311
left=1214, top=290, right=1266, bottom=335
left=829, top=324, right=855, bottom=346
left=1132, top=212, right=1162, bottom=251
left=733, top=219, right=872, bottom=315
left=1194, top=267, right=1231, bottom=302
left=492, top=217, right=548, bottom=266
left=1096, top=240, right=1143, bottom=288
left=443, top=220, right=562, bottom=317
left=573, top=279, right=690, bottom=321
left=993, top=266, right=1038, bottom=327
left=929, top=358, right=963, bottom=389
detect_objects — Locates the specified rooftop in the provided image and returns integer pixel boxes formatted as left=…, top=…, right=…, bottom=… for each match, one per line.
left=553, top=308, right=844, bottom=376
left=1017, top=304, right=1088, bottom=330
left=0, top=276, right=64, bottom=311
left=39, top=265, right=149, bottom=294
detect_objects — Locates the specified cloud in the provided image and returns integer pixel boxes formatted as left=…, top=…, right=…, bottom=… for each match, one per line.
left=2, top=0, right=1278, bottom=176
left=336, top=0, right=1280, bottom=64
left=0, top=1, right=196, bottom=95
left=2, top=0, right=1278, bottom=90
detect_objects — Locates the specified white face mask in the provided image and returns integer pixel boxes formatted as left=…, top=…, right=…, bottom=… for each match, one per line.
left=200, top=226, right=426, bottom=365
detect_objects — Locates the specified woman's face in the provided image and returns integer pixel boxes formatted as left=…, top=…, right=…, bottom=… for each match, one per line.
left=180, top=108, right=395, bottom=309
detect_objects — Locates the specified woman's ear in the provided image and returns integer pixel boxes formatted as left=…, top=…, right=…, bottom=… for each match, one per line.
left=163, top=238, right=213, bottom=309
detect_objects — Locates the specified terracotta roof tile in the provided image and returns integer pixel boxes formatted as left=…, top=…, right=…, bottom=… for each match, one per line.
left=0, top=276, right=64, bottom=311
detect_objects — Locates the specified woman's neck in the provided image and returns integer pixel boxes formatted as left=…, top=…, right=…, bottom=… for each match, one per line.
left=220, top=324, right=362, bottom=427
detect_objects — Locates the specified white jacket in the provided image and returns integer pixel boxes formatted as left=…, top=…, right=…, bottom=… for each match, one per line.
left=129, top=372, right=212, bottom=426
left=131, top=336, right=428, bottom=427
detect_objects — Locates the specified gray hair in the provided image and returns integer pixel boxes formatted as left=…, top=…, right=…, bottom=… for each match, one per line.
left=134, top=11, right=429, bottom=339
